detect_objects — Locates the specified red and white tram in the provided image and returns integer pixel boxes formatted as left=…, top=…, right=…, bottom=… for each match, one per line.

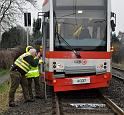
left=41, top=0, right=116, bottom=92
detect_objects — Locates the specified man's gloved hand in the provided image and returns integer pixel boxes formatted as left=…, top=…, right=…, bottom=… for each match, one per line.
left=36, top=52, right=41, bottom=59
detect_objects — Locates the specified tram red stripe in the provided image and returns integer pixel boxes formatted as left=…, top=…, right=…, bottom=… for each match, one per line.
left=46, top=51, right=112, bottom=59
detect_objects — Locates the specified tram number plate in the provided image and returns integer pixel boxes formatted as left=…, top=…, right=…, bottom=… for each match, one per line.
left=72, top=78, right=90, bottom=84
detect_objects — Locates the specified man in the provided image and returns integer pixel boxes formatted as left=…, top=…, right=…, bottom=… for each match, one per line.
left=25, top=46, right=43, bottom=101
left=79, top=19, right=91, bottom=39
left=9, top=48, right=40, bottom=107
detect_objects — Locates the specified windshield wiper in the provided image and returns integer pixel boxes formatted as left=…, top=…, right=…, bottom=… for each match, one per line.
left=56, top=33, right=81, bottom=58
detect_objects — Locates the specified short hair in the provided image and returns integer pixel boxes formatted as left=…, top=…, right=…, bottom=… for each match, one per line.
left=28, top=49, right=37, bottom=56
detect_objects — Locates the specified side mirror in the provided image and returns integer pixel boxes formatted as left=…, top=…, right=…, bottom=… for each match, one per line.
left=111, top=20, right=116, bottom=31
left=111, top=12, right=116, bottom=32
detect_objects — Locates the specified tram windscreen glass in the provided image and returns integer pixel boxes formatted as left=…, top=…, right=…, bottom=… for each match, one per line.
left=54, top=0, right=107, bottom=51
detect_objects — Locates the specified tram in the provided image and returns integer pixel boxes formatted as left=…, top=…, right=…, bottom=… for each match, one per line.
left=40, top=0, right=116, bottom=92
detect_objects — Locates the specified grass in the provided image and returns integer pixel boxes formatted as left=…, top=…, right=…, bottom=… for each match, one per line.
left=0, top=81, right=10, bottom=114
left=0, top=82, right=9, bottom=93
left=0, top=81, right=22, bottom=114
left=0, top=69, right=9, bottom=77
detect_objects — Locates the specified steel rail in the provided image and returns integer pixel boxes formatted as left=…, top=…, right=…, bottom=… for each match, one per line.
left=54, top=93, right=61, bottom=115
left=102, top=95, right=124, bottom=115
left=112, top=67, right=124, bottom=80
left=112, top=74, right=124, bottom=80
left=112, top=66, right=124, bottom=71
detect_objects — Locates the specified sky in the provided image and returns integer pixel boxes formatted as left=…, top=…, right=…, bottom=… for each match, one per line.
left=111, top=0, right=124, bottom=33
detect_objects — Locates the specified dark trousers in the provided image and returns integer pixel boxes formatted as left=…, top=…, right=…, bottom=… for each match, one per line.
left=9, top=71, right=29, bottom=104
left=27, top=77, right=41, bottom=99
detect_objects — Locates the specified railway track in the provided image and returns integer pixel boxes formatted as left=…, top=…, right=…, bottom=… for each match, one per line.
left=2, top=66, right=123, bottom=115
left=51, top=67, right=124, bottom=115
left=54, top=93, right=61, bottom=115
left=53, top=90, right=124, bottom=115
left=112, top=66, right=124, bottom=80
left=112, top=65, right=124, bottom=71
left=102, top=95, right=124, bottom=115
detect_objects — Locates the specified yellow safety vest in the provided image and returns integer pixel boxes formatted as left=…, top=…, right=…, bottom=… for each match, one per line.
left=25, top=66, right=40, bottom=78
left=14, top=52, right=31, bottom=73
left=39, top=59, right=43, bottom=64
left=25, top=58, right=43, bottom=78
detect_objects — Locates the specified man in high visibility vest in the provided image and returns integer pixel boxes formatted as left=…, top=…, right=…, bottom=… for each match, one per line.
left=25, top=45, right=43, bottom=101
left=9, top=48, right=41, bottom=107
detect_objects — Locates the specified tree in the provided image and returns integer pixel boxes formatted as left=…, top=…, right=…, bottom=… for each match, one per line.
left=32, top=19, right=42, bottom=40
left=0, top=0, right=38, bottom=31
left=0, top=25, right=27, bottom=48
left=25, top=0, right=37, bottom=6
left=0, top=0, right=41, bottom=42
left=0, top=0, right=23, bottom=30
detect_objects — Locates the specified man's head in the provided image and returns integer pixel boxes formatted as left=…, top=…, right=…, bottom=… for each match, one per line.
left=28, top=49, right=37, bottom=57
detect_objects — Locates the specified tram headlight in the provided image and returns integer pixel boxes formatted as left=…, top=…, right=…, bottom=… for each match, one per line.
left=53, top=65, right=56, bottom=68
left=104, top=62, right=107, bottom=65
left=53, top=63, right=64, bottom=72
left=52, top=62, right=64, bottom=71
left=53, top=62, right=57, bottom=68
left=104, top=62, right=107, bottom=69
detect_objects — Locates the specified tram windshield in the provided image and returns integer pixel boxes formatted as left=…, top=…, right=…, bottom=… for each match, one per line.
left=53, top=0, right=107, bottom=51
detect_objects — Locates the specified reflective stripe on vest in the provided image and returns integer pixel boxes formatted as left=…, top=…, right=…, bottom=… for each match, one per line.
left=14, top=52, right=31, bottom=73
left=25, top=67, right=39, bottom=78
left=39, top=59, right=43, bottom=64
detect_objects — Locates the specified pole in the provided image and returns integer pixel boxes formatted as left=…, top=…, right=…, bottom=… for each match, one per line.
left=24, top=12, right=31, bottom=46
left=26, top=13, right=29, bottom=46
left=0, top=23, right=1, bottom=42
left=26, top=27, right=29, bottom=46
left=42, top=18, right=47, bottom=100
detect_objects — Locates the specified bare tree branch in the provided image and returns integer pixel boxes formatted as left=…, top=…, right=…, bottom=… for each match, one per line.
left=0, top=0, right=41, bottom=34
left=0, top=0, right=13, bottom=23
left=25, top=0, right=37, bottom=5
left=0, top=0, right=6, bottom=13
left=0, top=0, right=32, bottom=31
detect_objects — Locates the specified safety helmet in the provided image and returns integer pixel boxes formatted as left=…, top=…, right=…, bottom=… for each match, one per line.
left=26, top=46, right=33, bottom=53
left=40, top=46, right=43, bottom=52
left=40, top=46, right=42, bottom=49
